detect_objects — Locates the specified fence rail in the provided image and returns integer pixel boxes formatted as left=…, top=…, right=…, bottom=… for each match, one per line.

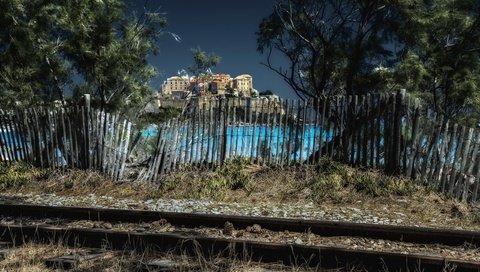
left=1, top=91, right=480, bottom=203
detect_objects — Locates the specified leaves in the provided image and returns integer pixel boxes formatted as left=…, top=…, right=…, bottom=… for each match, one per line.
left=0, top=0, right=167, bottom=114
left=187, top=47, right=221, bottom=95
left=258, top=0, right=480, bottom=125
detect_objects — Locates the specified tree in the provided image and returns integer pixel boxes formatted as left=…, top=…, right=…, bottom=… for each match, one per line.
left=187, top=47, right=220, bottom=95
left=257, top=0, right=402, bottom=99
left=259, top=90, right=274, bottom=96
left=0, top=0, right=71, bottom=108
left=0, top=0, right=167, bottom=114
left=258, top=0, right=480, bottom=124
left=391, top=0, right=480, bottom=123
left=60, top=0, right=166, bottom=113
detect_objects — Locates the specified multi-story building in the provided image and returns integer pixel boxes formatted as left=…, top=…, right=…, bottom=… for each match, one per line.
left=232, top=74, right=253, bottom=97
left=161, top=76, right=190, bottom=99
left=160, top=73, right=254, bottom=98
left=209, top=73, right=232, bottom=95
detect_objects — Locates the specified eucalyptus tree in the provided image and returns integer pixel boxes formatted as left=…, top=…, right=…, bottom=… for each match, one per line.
left=187, top=47, right=221, bottom=95
left=257, top=0, right=403, bottom=99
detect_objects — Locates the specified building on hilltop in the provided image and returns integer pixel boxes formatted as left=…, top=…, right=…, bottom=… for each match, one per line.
left=161, top=76, right=190, bottom=99
left=189, top=76, right=210, bottom=96
left=209, top=73, right=232, bottom=95
left=159, top=73, right=254, bottom=98
left=232, top=74, right=253, bottom=97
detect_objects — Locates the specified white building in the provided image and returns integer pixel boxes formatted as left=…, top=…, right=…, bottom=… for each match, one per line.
left=161, top=76, right=190, bottom=99
left=232, top=74, right=253, bottom=96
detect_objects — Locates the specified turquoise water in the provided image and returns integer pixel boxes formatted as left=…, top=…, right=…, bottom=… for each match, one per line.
left=0, top=130, right=25, bottom=160
left=149, top=124, right=337, bottom=162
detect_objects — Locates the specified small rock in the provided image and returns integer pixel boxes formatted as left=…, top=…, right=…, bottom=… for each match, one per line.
left=235, top=230, right=245, bottom=238
left=223, top=221, right=234, bottom=236
left=294, top=238, right=303, bottom=245
left=250, top=224, right=262, bottom=233
left=103, top=222, right=113, bottom=229
left=152, top=219, right=168, bottom=227
left=351, top=208, right=361, bottom=213
left=83, top=221, right=94, bottom=228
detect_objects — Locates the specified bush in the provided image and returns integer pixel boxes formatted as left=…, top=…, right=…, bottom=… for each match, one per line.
left=308, top=173, right=343, bottom=201
left=301, top=157, right=416, bottom=202
left=218, top=157, right=251, bottom=191
left=0, top=162, right=49, bottom=188
left=349, top=170, right=415, bottom=197
left=160, top=157, right=252, bottom=200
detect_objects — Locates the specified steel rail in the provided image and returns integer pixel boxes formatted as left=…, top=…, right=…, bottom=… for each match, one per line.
left=0, top=203, right=479, bottom=247
left=0, top=224, right=479, bottom=271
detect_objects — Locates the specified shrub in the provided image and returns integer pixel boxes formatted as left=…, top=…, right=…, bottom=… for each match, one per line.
left=0, top=162, right=48, bottom=188
left=160, top=157, right=252, bottom=200
left=218, top=157, right=251, bottom=191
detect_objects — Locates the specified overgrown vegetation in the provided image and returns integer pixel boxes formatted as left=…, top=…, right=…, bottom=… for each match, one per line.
left=296, top=158, right=416, bottom=203
left=1, top=159, right=479, bottom=230
left=0, top=0, right=167, bottom=114
left=0, top=162, right=50, bottom=189
left=161, top=157, right=252, bottom=200
left=0, top=241, right=321, bottom=272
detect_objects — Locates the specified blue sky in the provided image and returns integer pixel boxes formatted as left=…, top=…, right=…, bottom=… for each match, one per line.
left=133, top=0, right=293, bottom=98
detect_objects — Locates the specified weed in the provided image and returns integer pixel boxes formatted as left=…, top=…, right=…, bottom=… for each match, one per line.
left=469, top=211, right=480, bottom=224
left=0, top=162, right=46, bottom=189
left=218, top=157, right=252, bottom=191
left=314, top=157, right=348, bottom=176
left=159, top=157, right=253, bottom=200
left=308, top=173, right=343, bottom=202
left=348, top=171, right=416, bottom=197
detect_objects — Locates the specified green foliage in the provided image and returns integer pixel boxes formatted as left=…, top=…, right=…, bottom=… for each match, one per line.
left=0, top=162, right=50, bottom=189
left=161, top=157, right=252, bottom=200
left=307, top=173, right=344, bottom=202
left=257, top=0, right=402, bottom=97
left=259, top=0, right=480, bottom=123
left=0, top=0, right=71, bottom=108
left=0, top=0, right=167, bottom=113
left=192, top=158, right=252, bottom=200
left=217, top=158, right=252, bottom=191
left=188, top=47, right=220, bottom=94
left=389, top=0, right=480, bottom=123
left=299, top=158, right=416, bottom=202
left=137, top=106, right=181, bottom=127
left=348, top=171, right=415, bottom=198
left=259, top=90, right=274, bottom=96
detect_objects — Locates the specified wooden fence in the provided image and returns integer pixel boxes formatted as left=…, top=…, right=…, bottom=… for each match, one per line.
left=2, top=91, right=480, bottom=202
left=143, top=92, right=480, bottom=202
left=0, top=106, right=131, bottom=181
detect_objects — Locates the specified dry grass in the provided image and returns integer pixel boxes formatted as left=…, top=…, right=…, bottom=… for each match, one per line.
left=0, top=241, right=324, bottom=272
left=0, top=159, right=479, bottom=230
left=0, top=242, right=119, bottom=272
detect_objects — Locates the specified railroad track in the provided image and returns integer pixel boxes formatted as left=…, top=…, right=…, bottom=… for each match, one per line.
left=0, top=204, right=479, bottom=271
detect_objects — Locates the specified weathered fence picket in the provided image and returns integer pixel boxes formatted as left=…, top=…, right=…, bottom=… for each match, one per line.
left=3, top=90, right=480, bottom=202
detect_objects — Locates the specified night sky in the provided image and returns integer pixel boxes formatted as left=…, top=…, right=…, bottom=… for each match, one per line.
left=133, top=0, right=293, bottom=98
